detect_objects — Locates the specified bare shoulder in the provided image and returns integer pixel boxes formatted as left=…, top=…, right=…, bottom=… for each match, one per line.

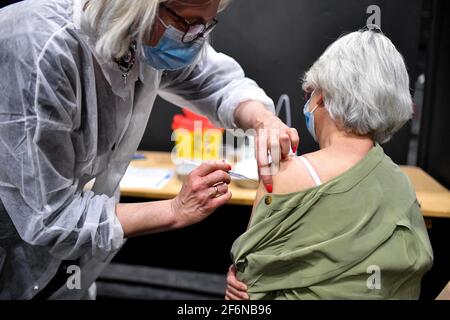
left=250, top=153, right=321, bottom=220
left=270, top=154, right=319, bottom=194
left=266, top=143, right=374, bottom=196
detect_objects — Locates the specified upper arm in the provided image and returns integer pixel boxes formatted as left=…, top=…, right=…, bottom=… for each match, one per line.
left=271, top=157, right=318, bottom=194
left=0, top=30, right=123, bottom=259
left=247, top=158, right=316, bottom=229
left=0, top=28, right=79, bottom=207
left=246, top=182, right=267, bottom=230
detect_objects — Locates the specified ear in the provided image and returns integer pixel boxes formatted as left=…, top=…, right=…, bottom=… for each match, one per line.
left=316, top=91, right=325, bottom=108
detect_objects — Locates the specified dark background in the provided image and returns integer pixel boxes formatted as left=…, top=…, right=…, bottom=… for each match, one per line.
left=418, top=0, right=450, bottom=188
left=1, top=0, right=449, bottom=300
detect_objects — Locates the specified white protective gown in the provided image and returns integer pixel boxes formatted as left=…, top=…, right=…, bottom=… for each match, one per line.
left=0, top=0, right=275, bottom=299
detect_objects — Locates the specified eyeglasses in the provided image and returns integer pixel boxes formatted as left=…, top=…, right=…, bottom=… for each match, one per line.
left=160, top=3, right=219, bottom=44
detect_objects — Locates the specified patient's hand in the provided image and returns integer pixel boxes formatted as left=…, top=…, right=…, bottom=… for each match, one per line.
left=225, top=265, right=249, bottom=300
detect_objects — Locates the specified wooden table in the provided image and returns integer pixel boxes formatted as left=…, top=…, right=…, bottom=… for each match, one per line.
left=121, top=151, right=450, bottom=219
left=121, top=151, right=256, bottom=206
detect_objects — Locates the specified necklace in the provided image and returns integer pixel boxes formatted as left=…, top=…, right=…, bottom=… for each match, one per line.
left=115, top=40, right=137, bottom=85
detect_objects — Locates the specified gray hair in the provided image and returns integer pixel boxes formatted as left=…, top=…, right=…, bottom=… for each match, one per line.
left=302, top=29, right=413, bottom=143
left=81, top=0, right=232, bottom=60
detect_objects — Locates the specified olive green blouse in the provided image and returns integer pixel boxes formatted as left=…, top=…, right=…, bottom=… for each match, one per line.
left=231, top=145, right=433, bottom=300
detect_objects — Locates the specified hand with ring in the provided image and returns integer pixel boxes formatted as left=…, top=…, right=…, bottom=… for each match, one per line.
left=170, top=160, right=232, bottom=228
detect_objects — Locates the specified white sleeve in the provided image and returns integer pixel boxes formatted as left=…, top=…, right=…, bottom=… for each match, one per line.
left=158, top=43, right=275, bottom=129
left=0, top=29, right=124, bottom=261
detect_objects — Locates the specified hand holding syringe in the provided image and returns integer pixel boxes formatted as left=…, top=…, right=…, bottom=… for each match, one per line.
left=181, top=160, right=253, bottom=180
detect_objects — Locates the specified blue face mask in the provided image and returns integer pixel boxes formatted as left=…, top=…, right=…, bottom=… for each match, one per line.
left=303, top=95, right=320, bottom=142
left=142, top=18, right=206, bottom=71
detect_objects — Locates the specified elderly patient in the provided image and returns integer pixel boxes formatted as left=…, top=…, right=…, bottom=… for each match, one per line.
left=226, top=29, right=433, bottom=300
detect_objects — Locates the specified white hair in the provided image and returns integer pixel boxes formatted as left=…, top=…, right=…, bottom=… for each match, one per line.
left=81, top=0, right=232, bottom=60
left=302, top=29, right=414, bottom=143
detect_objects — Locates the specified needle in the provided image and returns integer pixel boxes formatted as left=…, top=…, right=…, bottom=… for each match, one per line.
left=180, top=160, right=254, bottom=180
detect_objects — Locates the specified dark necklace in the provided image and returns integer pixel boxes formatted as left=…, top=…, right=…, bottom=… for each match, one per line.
left=115, top=40, right=137, bottom=85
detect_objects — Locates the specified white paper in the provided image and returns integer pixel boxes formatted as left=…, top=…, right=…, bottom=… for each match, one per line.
left=120, top=167, right=173, bottom=189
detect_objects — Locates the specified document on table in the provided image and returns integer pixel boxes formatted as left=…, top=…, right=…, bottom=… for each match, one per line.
left=120, top=166, right=173, bottom=189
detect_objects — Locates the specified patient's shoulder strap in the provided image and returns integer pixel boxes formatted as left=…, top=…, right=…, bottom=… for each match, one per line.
left=299, top=156, right=322, bottom=186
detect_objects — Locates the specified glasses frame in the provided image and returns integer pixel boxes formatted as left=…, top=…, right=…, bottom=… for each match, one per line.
left=303, top=88, right=315, bottom=102
left=160, top=3, right=219, bottom=44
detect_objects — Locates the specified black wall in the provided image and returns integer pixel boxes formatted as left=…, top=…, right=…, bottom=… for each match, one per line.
left=419, top=0, right=450, bottom=188
left=141, top=0, right=424, bottom=165
left=0, top=0, right=18, bottom=7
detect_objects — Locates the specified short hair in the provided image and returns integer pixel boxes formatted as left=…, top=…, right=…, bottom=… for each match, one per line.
left=302, top=29, right=413, bottom=143
left=81, top=0, right=232, bottom=61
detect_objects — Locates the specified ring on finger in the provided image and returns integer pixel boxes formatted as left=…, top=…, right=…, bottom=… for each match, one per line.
left=214, top=185, right=219, bottom=196
left=209, top=185, right=219, bottom=198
